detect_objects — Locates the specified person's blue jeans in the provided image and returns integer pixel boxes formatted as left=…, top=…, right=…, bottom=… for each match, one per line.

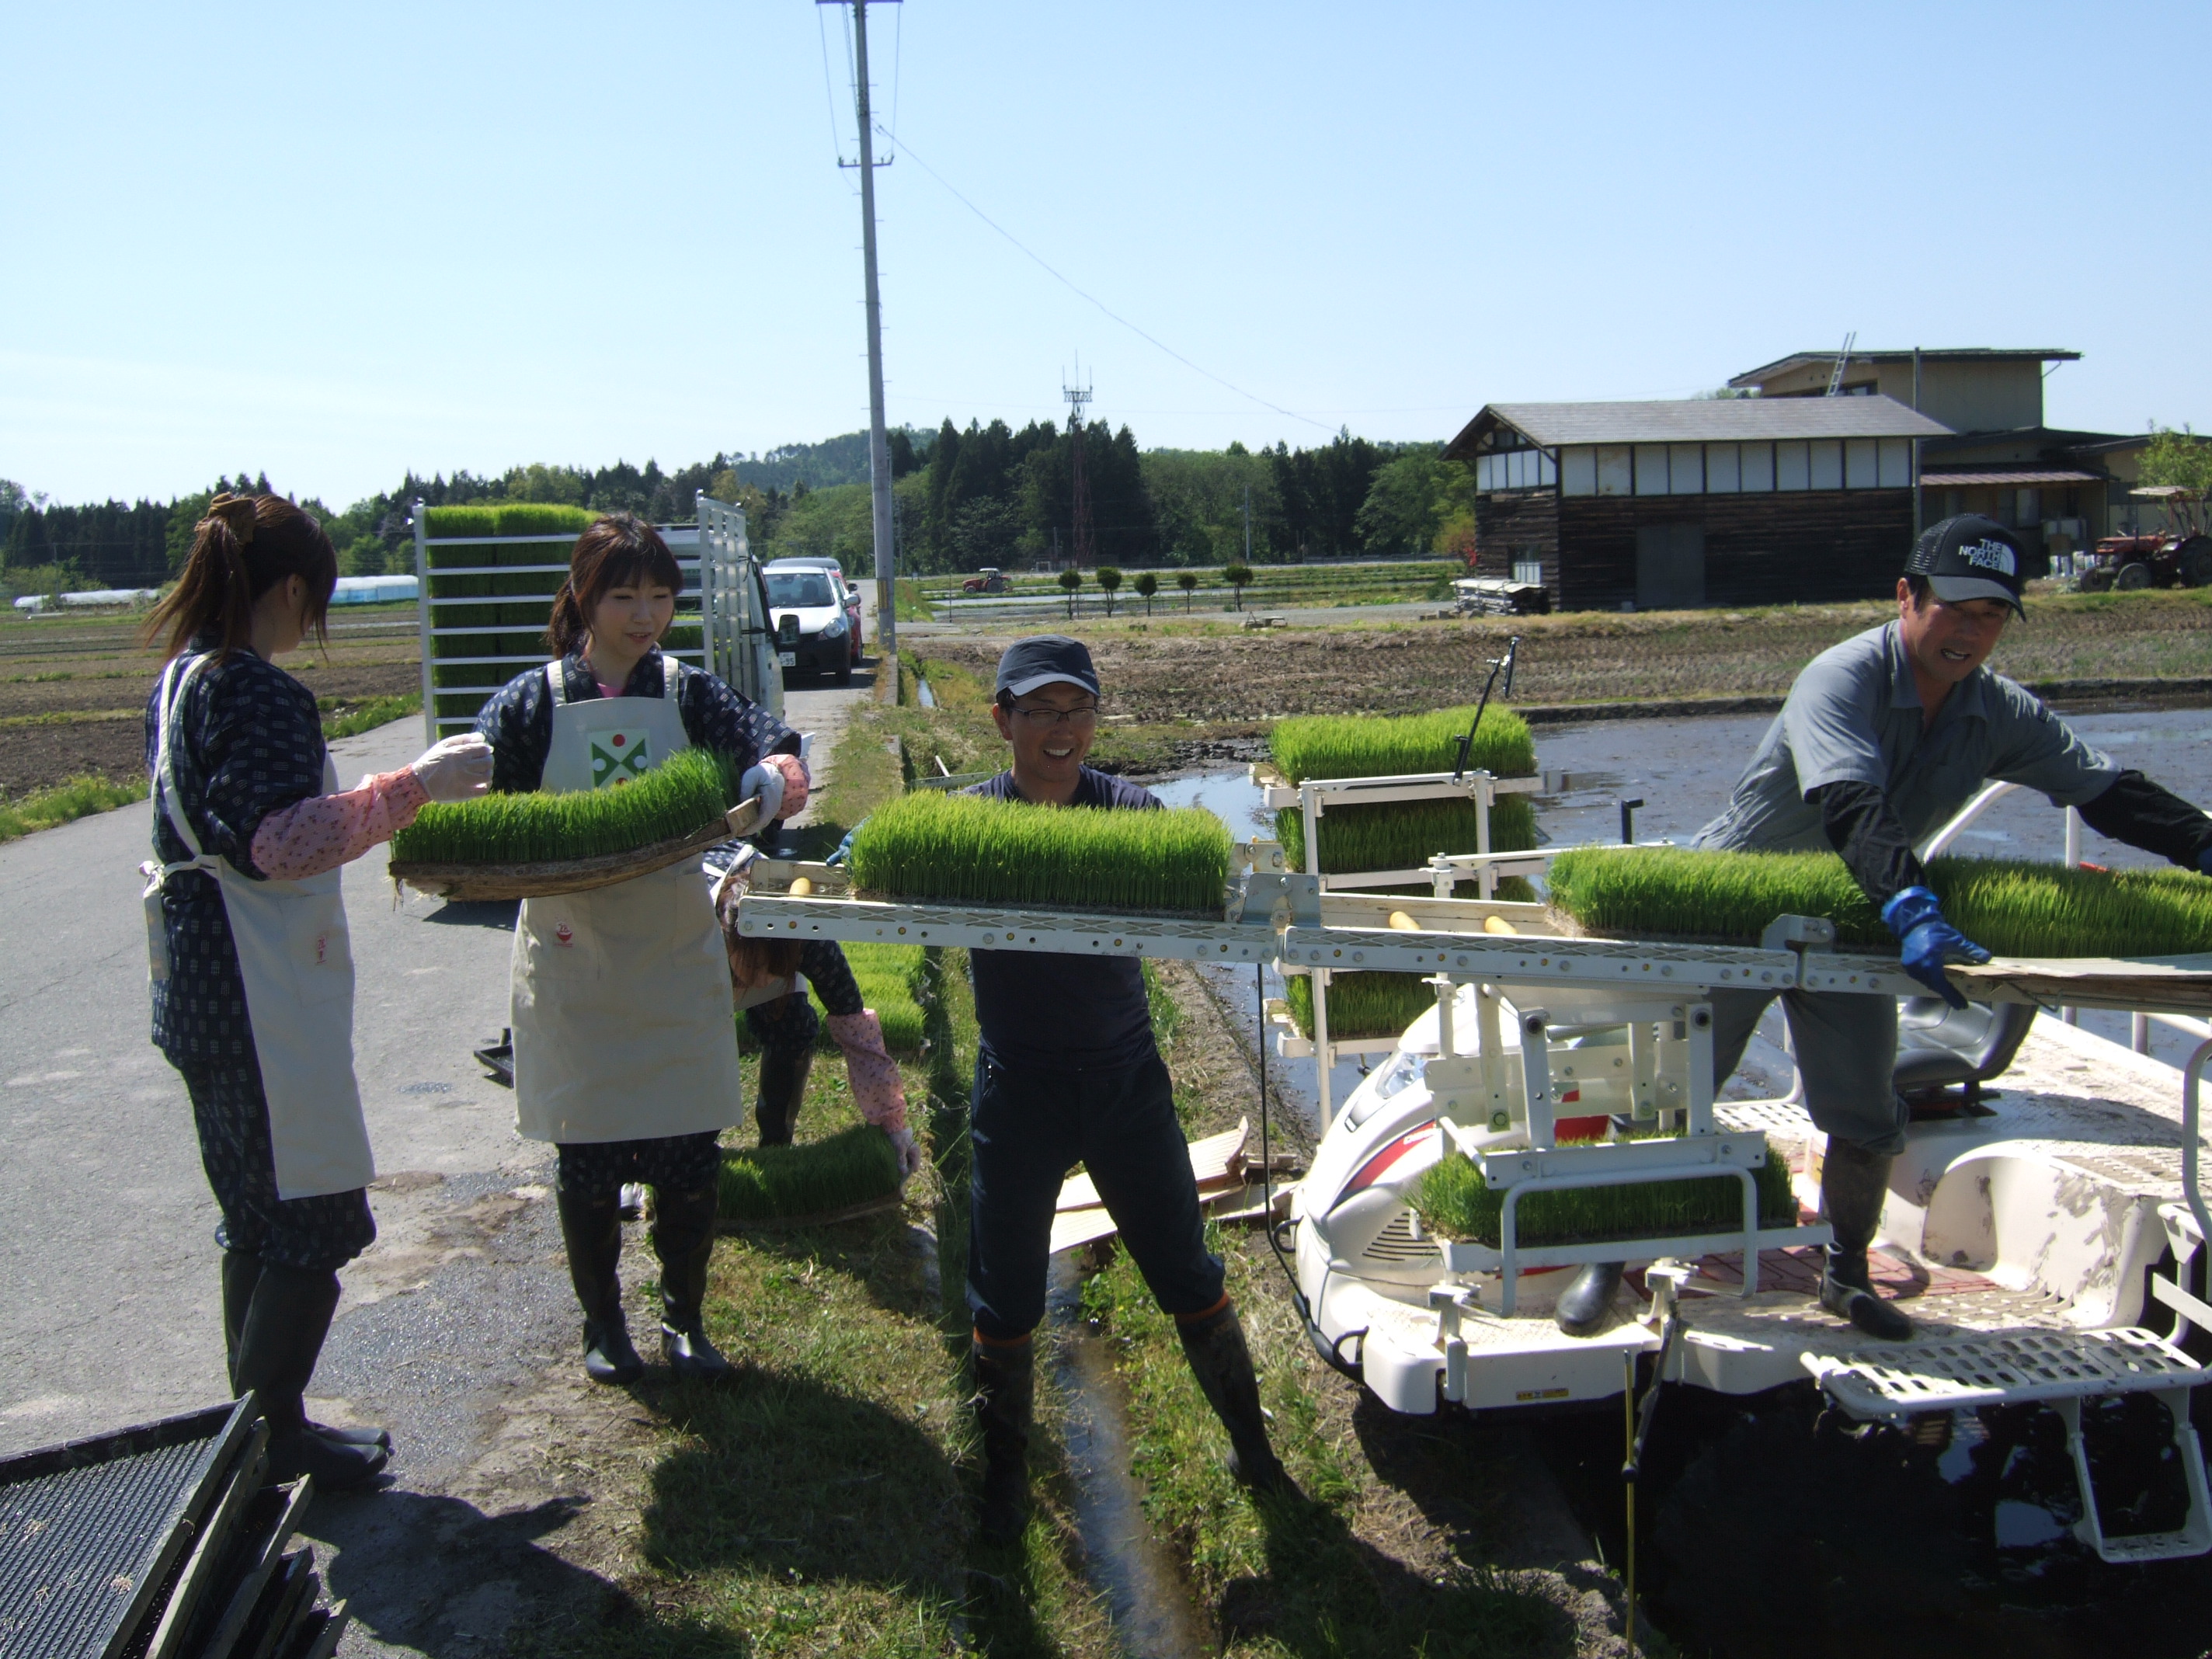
left=965, top=1047, right=1225, bottom=1342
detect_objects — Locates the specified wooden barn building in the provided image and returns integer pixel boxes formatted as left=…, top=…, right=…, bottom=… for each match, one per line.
left=1442, top=397, right=1952, bottom=611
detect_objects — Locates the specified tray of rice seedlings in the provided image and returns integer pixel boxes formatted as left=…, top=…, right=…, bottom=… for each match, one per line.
left=1412, top=1143, right=1798, bottom=1250
left=1283, top=972, right=1436, bottom=1041
left=390, top=749, right=759, bottom=902
left=844, top=789, right=1233, bottom=916
left=1546, top=845, right=2212, bottom=962
left=718, top=1122, right=903, bottom=1229
left=1269, top=705, right=1538, bottom=895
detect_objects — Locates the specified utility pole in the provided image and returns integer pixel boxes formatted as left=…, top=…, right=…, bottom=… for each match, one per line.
left=1064, top=360, right=1094, bottom=569
left=1243, top=484, right=1251, bottom=564
left=1911, top=345, right=1925, bottom=539
left=823, top=0, right=899, bottom=650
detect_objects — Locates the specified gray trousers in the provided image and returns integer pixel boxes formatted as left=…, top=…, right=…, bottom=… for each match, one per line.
left=1708, top=986, right=1907, bottom=1157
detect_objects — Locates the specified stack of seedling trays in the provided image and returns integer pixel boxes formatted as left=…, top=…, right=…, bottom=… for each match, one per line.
left=388, top=751, right=763, bottom=903
left=1258, top=704, right=1542, bottom=1104
left=0, top=1398, right=347, bottom=1659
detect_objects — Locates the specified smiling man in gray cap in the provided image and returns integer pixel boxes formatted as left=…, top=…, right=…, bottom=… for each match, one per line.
left=1553, top=516, right=2212, bottom=1342
left=960, top=635, right=1287, bottom=1546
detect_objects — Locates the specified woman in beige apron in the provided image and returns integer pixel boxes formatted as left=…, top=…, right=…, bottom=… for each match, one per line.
left=472, top=513, right=808, bottom=1385
left=141, top=494, right=492, bottom=1488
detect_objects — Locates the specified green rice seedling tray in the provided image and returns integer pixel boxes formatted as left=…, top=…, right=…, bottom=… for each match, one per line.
left=846, top=788, right=1233, bottom=916
left=1546, top=846, right=2212, bottom=960
left=1283, top=972, right=1435, bottom=1040
left=719, top=1123, right=903, bottom=1229
left=1413, top=1145, right=1797, bottom=1249
left=1270, top=704, right=1538, bottom=889
left=391, top=749, right=755, bottom=901
left=1269, top=704, right=1536, bottom=785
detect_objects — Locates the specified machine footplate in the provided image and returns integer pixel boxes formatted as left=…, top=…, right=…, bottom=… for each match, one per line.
left=1805, top=1326, right=2200, bottom=1419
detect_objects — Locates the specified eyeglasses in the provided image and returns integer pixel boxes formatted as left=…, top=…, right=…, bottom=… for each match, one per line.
left=1010, top=703, right=1100, bottom=729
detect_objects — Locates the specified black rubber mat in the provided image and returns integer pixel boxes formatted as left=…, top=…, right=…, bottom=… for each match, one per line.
left=0, top=1403, right=251, bottom=1659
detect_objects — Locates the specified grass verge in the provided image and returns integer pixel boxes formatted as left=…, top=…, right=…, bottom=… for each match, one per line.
left=318, top=690, right=421, bottom=739
left=0, top=774, right=148, bottom=844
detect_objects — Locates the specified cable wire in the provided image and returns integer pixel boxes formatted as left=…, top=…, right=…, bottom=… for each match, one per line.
left=879, top=123, right=1330, bottom=433
left=815, top=6, right=849, bottom=165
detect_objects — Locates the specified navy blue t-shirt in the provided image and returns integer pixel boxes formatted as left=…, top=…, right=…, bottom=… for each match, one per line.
left=966, top=766, right=1162, bottom=1072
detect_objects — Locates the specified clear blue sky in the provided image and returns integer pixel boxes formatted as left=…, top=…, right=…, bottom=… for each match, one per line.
left=6, top=1, right=2207, bottom=508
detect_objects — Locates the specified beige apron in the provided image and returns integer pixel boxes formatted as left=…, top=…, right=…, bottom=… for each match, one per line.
left=510, top=658, right=746, bottom=1144
left=143, top=654, right=374, bottom=1200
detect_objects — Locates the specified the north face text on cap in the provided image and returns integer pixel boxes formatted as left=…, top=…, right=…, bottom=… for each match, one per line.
left=1960, top=539, right=2016, bottom=576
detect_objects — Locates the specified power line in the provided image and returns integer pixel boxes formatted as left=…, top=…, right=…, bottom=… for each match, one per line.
left=878, top=123, right=1330, bottom=433
left=814, top=6, right=847, bottom=165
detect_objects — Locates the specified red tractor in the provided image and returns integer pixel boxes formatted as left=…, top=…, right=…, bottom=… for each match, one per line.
left=960, top=566, right=1010, bottom=594
left=2077, top=486, right=2212, bottom=591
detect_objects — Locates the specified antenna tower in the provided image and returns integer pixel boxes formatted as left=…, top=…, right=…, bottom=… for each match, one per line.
left=1064, top=361, right=1094, bottom=569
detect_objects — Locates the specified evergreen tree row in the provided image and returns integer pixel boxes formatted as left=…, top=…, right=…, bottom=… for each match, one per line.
left=0, top=420, right=1476, bottom=591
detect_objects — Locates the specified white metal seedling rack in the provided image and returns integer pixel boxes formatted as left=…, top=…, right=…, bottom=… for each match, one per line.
left=1253, top=763, right=1549, bottom=1118
left=737, top=861, right=1881, bottom=1313
left=412, top=491, right=780, bottom=744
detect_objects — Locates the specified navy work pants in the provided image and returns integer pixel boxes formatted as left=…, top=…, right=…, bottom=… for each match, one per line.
left=965, top=1049, right=1224, bottom=1342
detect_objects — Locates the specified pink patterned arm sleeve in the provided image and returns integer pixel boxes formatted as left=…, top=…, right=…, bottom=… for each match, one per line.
left=249, top=768, right=431, bottom=881
left=766, top=751, right=810, bottom=817
left=825, top=1010, right=908, bottom=1133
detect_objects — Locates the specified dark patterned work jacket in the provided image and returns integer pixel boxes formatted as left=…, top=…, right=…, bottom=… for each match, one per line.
left=143, top=639, right=328, bottom=1063
left=471, top=648, right=798, bottom=795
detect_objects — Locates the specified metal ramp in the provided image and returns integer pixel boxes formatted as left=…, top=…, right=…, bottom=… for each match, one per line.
left=1807, top=1327, right=2210, bottom=1563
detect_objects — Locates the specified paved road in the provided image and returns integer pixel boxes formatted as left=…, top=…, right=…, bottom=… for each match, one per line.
left=0, top=642, right=875, bottom=1654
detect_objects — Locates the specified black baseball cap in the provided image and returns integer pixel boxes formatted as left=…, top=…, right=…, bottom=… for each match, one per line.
left=1905, top=514, right=2028, bottom=619
left=995, top=635, right=1101, bottom=701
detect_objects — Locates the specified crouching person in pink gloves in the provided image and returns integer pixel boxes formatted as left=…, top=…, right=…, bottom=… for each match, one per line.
left=717, top=879, right=920, bottom=1178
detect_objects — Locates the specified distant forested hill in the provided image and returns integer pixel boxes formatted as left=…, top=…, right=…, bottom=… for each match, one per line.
left=2, top=419, right=1475, bottom=590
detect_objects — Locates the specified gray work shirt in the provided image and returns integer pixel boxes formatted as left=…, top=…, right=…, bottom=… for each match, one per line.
left=1694, top=621, right=2120, bottom=854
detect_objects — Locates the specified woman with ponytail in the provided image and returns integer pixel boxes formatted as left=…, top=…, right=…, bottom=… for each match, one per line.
left=472, top=513, right=811, bottom=1386
left=142, top=493, right=493, bottom=1489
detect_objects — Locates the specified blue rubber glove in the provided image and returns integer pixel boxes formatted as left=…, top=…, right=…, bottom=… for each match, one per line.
left=1882, top=886, right=1991, bottom=1010
left=2196, top=847, right=2212, bottom=878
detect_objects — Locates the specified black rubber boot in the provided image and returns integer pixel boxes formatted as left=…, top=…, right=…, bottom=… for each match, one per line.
left=557, top=1185, right=645, bottom=1385
left=972, top=1337, right=1035, bottom=1546
left=1817, top=1138, right=1914, bottom=1341
left=1554, top=1261, right=1626, bottom=1337
left=754, top=1045, right=813, bottom=1147
left=654, top=1184, right=732, bottom=1380
left=221, top=1248, right=262, bottom=1385
left=231, top=1262, right=389, bottom=1490
left=1176, top=1303, right=1292, bottom=1494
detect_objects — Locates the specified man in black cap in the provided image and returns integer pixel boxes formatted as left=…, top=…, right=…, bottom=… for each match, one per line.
left=962, top=635, right=1287, bottom=1545
left=1553, top=516, right=2212, bottom=1342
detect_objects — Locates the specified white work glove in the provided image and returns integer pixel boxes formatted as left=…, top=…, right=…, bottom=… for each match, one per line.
left=739, top=762, right=787, bottom=824
left=411, top=734, right=494, bottom=802
left=885, top=1126, right=922, bottom=1182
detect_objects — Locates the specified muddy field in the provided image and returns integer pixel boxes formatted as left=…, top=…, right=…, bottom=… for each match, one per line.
left=0, top=614, right=419, bottom=795
left=919, top=588, right=2212, bottom=722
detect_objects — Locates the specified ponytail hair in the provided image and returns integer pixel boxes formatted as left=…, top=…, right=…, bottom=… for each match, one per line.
left=143, top=493, right=338, bottom=663
left=546, top=512, right=683, bottom=657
